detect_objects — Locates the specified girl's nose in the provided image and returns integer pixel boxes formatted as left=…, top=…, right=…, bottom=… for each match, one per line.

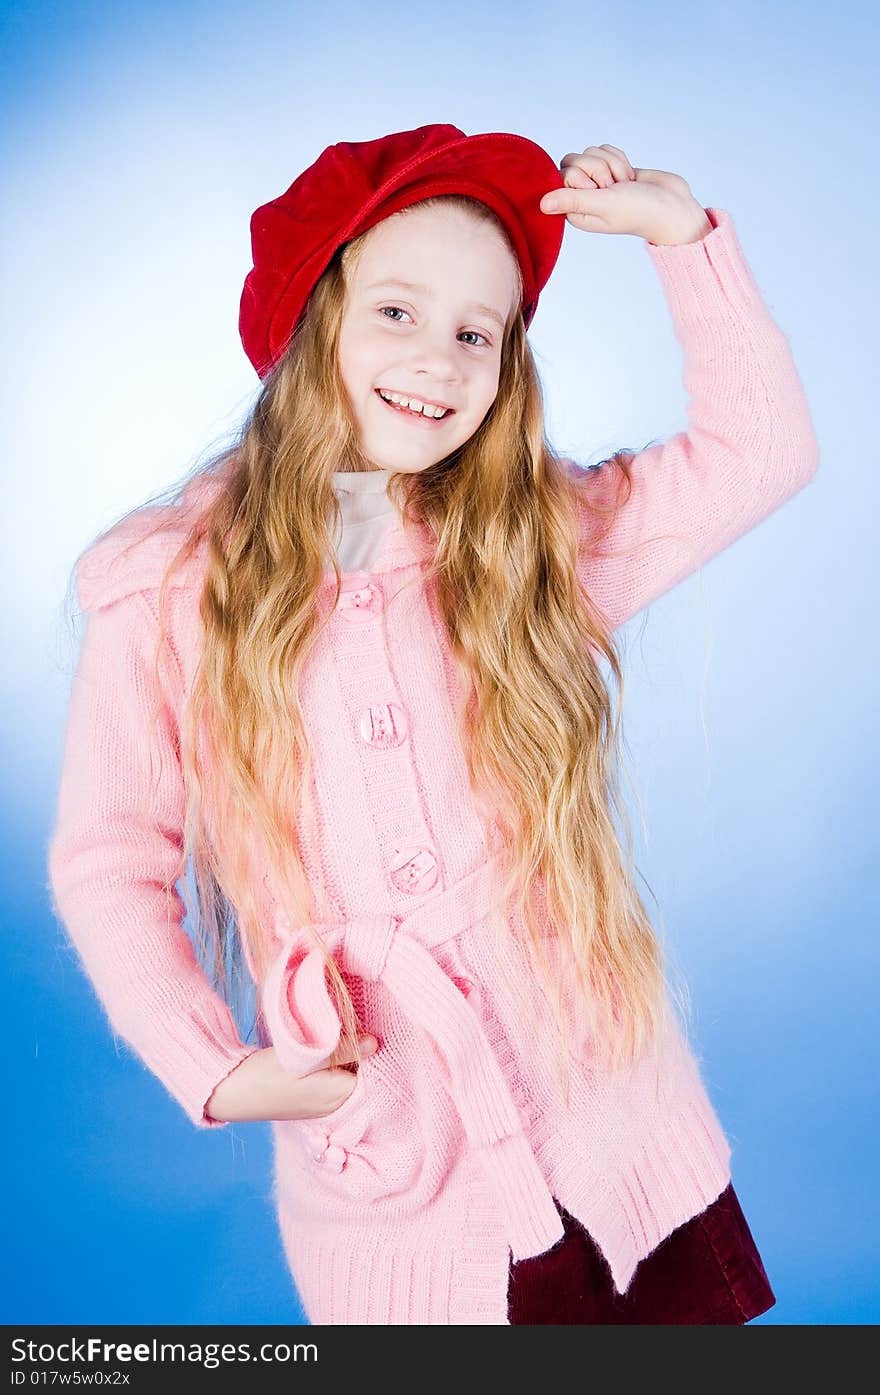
left=406, top=334, right=460, bottom=380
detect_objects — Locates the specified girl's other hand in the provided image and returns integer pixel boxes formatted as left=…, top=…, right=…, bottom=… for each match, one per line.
left=540, top=142, right=712, bottom=246
left=205, top=1034, right=379, bottom=1124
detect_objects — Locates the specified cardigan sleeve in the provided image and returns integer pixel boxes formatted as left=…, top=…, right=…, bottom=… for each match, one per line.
left=46, top=584, right=259, bottom=1129
left=569, top=207, right=820, bottom=632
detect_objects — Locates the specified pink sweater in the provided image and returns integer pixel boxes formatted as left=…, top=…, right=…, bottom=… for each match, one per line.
left=47, top=207, right=819, bottom=1325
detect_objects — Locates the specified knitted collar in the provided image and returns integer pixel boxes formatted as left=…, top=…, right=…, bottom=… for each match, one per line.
left=75, top=469, right=435, bottom=611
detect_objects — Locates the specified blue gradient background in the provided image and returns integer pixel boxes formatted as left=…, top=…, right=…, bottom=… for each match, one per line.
left=4, top=0, right=877, bottom=1326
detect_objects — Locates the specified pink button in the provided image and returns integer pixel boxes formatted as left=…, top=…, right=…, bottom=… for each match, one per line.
left=338, top=580, right=383, bottom=621
left=389, top=846, right=439, bottom=894
left=358, top=703, right=409, bottom=748
left=308, top=1131, right=348, bottom=1172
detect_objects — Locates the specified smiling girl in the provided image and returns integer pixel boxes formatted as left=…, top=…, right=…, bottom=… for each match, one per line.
left=48, top=124, right=817, bottom=1325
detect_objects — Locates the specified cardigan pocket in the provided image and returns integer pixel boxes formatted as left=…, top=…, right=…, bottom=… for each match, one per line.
left=292, top=1045, right=430, bottom=1206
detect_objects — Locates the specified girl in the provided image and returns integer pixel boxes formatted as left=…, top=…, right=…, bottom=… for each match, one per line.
left=47, top=124, right=818, bottom=1325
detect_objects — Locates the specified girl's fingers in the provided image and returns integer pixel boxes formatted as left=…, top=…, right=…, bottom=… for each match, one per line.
left=323, top=1033, right=379, bottom=1072
left=596, top=144, right=638, bottom=180
left=560, top=152, right=607, bottom=187
left=560, top=145, right=637, bottom=188
left=290, top=1065, right=361, bottom=1118
left=564, top=168, right=598, bottom=190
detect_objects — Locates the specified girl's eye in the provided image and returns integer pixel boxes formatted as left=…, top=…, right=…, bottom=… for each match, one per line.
left=378, top=306, right=489, bottom=347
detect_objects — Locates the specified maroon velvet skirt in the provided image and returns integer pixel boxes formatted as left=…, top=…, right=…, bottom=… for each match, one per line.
left=507, top=1183, right=776, bottom=1324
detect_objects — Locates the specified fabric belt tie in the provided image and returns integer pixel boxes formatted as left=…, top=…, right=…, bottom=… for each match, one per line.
left=262, top=860, right=565, bottom=1261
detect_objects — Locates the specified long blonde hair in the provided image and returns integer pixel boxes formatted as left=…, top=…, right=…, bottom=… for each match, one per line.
left=74, top=193, right=689, bottom=1094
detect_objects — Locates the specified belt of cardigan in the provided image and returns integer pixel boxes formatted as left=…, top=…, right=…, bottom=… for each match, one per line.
left=262, top=858, right=566, bottom=1262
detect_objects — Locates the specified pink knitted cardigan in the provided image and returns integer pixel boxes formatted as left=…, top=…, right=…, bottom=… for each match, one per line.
left=47, top=207, right=819, bottom=1325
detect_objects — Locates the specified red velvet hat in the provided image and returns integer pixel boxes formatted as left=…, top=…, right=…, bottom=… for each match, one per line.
left=239, top=123, right=566, bottom=380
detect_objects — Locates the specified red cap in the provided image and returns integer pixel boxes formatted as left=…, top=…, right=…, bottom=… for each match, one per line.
left=239, top=123, right=566, bottom=380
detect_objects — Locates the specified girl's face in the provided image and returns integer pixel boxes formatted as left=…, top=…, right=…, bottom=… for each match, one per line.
left=337, top=203, right=520, bottom=474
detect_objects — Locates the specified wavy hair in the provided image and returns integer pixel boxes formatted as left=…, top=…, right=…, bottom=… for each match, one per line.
left=72, top=193, right=688, bottom=1101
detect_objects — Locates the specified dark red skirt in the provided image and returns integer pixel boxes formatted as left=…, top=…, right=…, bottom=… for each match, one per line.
left=507, top=1183, right=776, bottom=1324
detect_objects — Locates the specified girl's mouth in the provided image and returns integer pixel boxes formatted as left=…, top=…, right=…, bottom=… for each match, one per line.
left=374, top=389, right=454, bottom=428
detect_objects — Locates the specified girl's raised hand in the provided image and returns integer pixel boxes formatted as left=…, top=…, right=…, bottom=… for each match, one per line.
left=540, top=143, right=712, bottom=246
left=205, top=1034, right=379, bottom=1124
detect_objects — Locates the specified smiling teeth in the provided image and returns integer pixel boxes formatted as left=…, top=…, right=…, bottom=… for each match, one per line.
left=378, top=389, right=449, bottom=418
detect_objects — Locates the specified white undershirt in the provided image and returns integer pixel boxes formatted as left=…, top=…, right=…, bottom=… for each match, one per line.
left=330, top=468, right=399, bottom=571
